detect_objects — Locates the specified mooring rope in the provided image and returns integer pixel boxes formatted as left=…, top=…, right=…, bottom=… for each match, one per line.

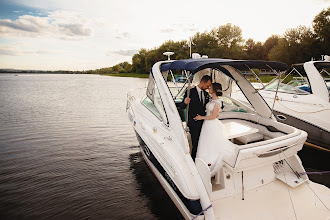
left=305, top=181, right=330, bottom=212
left=191, top=204, right=212, bottom=220
left=280, top=150, right=330, bottom=212
left=279, top=151, right=298, bottom=220
left=299, top=171, right=330, bottom=175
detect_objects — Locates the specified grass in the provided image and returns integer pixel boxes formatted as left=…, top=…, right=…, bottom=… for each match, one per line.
left=98, top=72, right=296, bottom=84
left=246, top=75, right=294, bottom=83
left=100, top=73, right=149, bottom=78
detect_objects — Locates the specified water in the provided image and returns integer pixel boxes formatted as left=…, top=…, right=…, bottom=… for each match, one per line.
left=0, top=74, right=182, bottom=220
left=0, top=74, right=328, bottom=220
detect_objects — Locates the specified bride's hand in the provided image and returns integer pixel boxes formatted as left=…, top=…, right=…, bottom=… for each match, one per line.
left=194, top=114, right=203, bottom=121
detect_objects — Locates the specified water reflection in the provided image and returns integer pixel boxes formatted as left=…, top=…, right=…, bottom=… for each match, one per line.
left=129, top=151, right=184, bottom=220
left=298, top=147, right=330, bottom=188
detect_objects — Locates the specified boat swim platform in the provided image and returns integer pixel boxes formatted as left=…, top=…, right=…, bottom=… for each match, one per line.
left=211, top=179, right=330, bottom=220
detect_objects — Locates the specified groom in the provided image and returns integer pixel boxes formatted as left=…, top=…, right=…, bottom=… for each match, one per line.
left=180, top=75, right=212, bottom=161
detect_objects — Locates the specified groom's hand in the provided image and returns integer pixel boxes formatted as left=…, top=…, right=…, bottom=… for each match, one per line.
left=184, top=97, right=191, bottom=105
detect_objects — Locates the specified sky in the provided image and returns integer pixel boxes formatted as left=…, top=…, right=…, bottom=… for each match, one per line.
left=0, top=0, right=329, bottom=71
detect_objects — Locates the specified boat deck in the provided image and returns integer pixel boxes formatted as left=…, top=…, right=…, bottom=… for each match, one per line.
left=211, top=180, right=330, bottom=220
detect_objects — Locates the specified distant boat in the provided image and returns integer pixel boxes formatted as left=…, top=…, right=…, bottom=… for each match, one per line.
left=126, top=55, right=330, bottom=219
left=233, top=58, right=330, bottom=156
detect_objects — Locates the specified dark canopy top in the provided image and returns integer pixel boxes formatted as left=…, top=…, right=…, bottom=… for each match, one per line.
left=292, top=61, right=330, bottom=73
left=160, top=58, right=288, bottom=74
left=313, top=61, right=330, bottom=70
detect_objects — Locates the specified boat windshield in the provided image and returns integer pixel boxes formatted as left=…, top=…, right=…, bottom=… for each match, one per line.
left=163, top=68, right=252, bottom=116
left=318, top=65, right=330, bottom=94
left=264, top=79, right=310, bottom=95
left=169, top=85, right=186, bottom=103
left=164, top=68, right=234, bottom=102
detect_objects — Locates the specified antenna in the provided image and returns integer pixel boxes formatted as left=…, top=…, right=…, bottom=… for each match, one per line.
left=163, top=52, right=174, bottom=60
left=189, top=37, right=192, bottom=58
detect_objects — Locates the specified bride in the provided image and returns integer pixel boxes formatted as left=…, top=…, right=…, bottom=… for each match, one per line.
left=193, top=83, right=234, bottom=176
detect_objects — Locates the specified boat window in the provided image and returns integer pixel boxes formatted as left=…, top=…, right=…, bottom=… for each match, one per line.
left=260, top=64, right=311, bottom=95
left=193, top=69, right=250, bottom=112
left=319, top=67, right=330, bottom=96
left=163, top=68, right=252, bottom=113
left=169, top=85, right=187, bottom=103
left=143, top=74, right=168, bottom=123
left=227, top=81, right=255, bottom=113
left=211, top=69, right=233, bottom=97
left=264, top=79, right=310, bottom=95
left=162, top=69, right=189, bottom=104
left=142, top=96, right=162, bottom=119
left=192, top=68, right=233, bottom=96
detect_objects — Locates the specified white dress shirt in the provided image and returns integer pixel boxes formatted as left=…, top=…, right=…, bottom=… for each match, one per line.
left=196, top=85, right=204, bottom=104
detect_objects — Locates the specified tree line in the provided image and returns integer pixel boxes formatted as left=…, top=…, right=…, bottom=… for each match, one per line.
left=92, top=7, right=329, bottom=75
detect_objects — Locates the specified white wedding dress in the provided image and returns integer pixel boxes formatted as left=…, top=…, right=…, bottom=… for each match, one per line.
left=196, top=99, right=235, bottom=176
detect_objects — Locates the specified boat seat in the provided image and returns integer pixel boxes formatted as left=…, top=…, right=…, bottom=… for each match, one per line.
left=236, top=132, right=263, bottom=144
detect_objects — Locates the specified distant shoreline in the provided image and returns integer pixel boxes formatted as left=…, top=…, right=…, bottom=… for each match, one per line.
left=0, top=71, right=77, bottom=74
left=98, top=73, right=149, bottom=78
left=0, top=71, right=150, bottom=79
left=1, top=72, right=287, bottom=82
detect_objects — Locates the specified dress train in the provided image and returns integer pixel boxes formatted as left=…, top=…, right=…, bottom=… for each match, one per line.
left=196, top=99, right=234, bottom=176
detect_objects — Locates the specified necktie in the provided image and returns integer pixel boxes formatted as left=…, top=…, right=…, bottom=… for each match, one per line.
left=200, top=91, right=204, bottom=105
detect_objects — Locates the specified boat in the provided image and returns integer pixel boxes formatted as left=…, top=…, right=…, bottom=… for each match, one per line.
left=232, top=58, right=330, bottom=168
left=126, top=55, right=330, bottom=219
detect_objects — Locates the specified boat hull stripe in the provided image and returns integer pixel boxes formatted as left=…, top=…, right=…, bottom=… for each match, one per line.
left=273, top=111, right=330, bottom=151
left=134, top=131, right=203, bottom=215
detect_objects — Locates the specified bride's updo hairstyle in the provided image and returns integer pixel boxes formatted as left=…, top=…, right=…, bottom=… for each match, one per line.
left=212, top=83, right=222, bottom=96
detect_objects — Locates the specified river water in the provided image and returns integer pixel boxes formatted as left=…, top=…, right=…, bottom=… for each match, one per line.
left=0, top=74, right=182, bottom=220
left=0, top=74, right=328, bottom=219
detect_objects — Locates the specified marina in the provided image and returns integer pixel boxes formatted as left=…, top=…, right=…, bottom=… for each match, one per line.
left=0, top=71, right=328, bottom=219
left=232, top=57, right=330, bottom=170
left=1, top=1, right=329, bottom=219
left=126, top=55, right=330, bottom=219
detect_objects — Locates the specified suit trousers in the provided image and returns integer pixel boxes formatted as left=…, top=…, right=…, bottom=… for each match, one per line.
left=189, top=120, right=203, bottom=161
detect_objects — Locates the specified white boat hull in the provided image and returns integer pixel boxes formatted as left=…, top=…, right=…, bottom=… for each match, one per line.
left=127, top=58, right=330, bottom=219
left=136, top=126, right=330, bottom=220
left=135, top=131, right=204, bottom=219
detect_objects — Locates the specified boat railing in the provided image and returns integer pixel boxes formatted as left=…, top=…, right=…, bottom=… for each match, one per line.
left=127, top=87, right=146, bottom=101
left=126, top=88, right=146, bottom=112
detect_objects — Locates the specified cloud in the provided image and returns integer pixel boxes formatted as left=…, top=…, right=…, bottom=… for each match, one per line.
left=0, top=11, right=93, bottom=40
left=0, top=45, right=22, bottom=56
left=0, top=44, right=59, bottom=56
left=57, top=23, right=92, bottom=36
left=160, top=28, right=176, bottom=33
left=107, top=49, right=138, bottom=56
left=115, top=32, right=131, bottom=39
left=160, top=24, right=199, bottom=35
left=184, top=27, right=199, bottom=32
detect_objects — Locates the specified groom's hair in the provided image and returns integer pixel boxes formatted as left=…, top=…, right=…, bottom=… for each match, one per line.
left=200, top=75, right=211, bottom=83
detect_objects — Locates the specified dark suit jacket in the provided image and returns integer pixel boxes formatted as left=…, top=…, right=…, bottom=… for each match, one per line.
left=179, top=86, right=210, bottom=129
